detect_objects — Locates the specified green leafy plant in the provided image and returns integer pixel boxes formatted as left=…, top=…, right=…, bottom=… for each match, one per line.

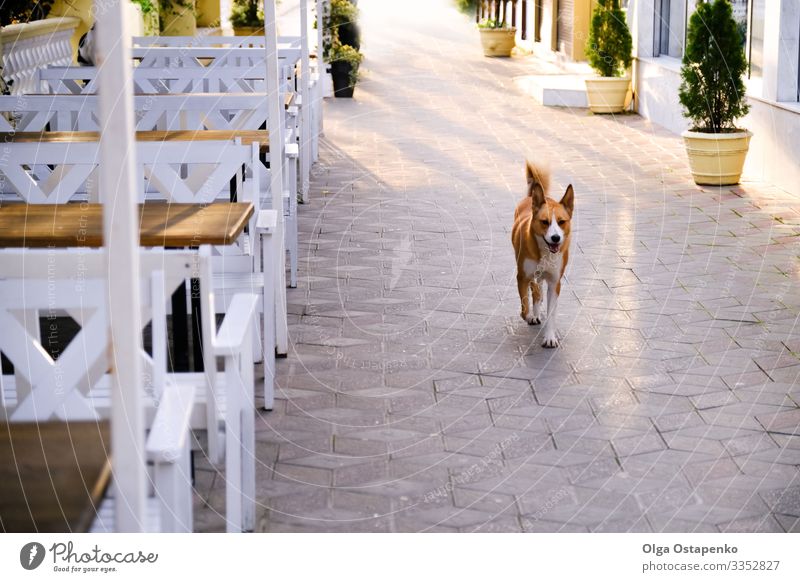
left=477, top=18, right=511, bottom=30
left=0, top=0, right=54, bottom=25
left=455, top=0, right=478, bottom=14
left=679, top=0, right=749, bottom=133
left=585, top=0, right=633, bottom=78
left=323, top=0, right=359, bottom=59
left=131, top=0, right=157, bottom=15
left=230, top=0, right=264, bottom=28
left=329, top=43, right=363, bottom=86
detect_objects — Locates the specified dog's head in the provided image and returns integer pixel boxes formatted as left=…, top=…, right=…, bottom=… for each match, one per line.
left=529, top=181, right=574, bottom=255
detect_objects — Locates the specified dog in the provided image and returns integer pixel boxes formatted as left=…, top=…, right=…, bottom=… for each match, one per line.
left=511, top=161, right=574, bottom=348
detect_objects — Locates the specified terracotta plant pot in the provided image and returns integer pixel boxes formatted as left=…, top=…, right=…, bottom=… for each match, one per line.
left=681, top=129, right=752, bottom=186
left=479, top=28, right=516, bottom=57
left=584, top=77, right=631, bottom=114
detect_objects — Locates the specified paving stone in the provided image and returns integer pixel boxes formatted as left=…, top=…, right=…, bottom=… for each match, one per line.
left=195, top=0, right=800, bottom=531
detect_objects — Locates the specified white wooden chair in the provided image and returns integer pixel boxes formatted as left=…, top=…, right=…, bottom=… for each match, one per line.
left=0, top=139, right=281, bottom=407
left=5, top=91, right=301, bottom=289
left=0, top=248, right=263, bottom=532
left=0, top=250, right=197, bottom=531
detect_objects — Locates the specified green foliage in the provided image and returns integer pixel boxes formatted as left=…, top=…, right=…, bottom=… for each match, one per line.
left=585, top=0, right=633, bottom=78
left=230, top=0, right=264, bottom=28
left=131, top=0, right=157, bottom=15
left=323, top=0, right=359, bottom=58
left=477, top=18, right=511, bottom=30
left=329, top=43, right=363, bottom=85
left=454, top=0, right=478, bottom=14
left=0, top=0, right=54, bottom=25
left=679, top=0, right=749, bottom=132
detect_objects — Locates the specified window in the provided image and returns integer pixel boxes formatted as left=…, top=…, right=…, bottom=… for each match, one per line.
left=653, top=0, right=686, bottom=58
left=730, top=0, right=765, bottom=79
left=748, top=0, right=766, bottom=79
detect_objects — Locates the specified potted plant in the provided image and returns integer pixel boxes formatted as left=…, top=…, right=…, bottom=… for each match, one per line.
left=584, top=0, right=633, bottom=113
left=679, top=0, right=751, bottom=185
left=230, top=0, right=264, bottom=36
left=322, top=0, right=360, bottom=59
left=477, top=18, right=516, bottom=58
left=329, top=43, right=362, bottom=98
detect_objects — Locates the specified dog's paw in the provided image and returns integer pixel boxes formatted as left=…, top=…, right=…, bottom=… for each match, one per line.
left=541, top=334, right=559, bottom=349
left=526, top=315, right=541, bottom=325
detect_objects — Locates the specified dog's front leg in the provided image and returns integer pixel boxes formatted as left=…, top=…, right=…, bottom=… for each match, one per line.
left=517, top=274, right=535, bottom=324
left=529, top=280, right=542, bottom=325
left=542, top=280, right=560, bottom=348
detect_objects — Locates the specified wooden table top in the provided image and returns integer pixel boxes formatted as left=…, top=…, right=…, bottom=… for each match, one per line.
left=0, top=202, right=254, bottom=248
left=0, top=420, right=111, bottom=532
left=1, top=129, right=270, bottom=149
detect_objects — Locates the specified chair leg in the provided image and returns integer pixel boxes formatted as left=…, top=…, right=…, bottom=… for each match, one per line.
left=275, top=221, right=289, bottom=358
left=154, top=441, right=193, bottom=533
left=261, top=232, right=276, bottom=410
left=241, top=333, right=256, bottom=531
left=289, top=216, right=298, bottom=289
left=225, top=361, right=243, bottom=533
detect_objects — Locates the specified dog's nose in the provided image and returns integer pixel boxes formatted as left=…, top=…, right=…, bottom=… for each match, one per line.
left=550, top=234, right=561, bottom=243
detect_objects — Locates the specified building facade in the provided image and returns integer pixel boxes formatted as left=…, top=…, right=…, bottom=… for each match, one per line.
left=628, top=0, right=800, bottom=195
left=510, top=0, right=798, bottom=195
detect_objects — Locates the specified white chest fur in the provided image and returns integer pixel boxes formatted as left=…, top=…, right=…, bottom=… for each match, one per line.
left=523, top=253, right=562, bottom=282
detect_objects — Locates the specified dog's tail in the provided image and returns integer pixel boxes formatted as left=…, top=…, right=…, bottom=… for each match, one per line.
left=525, top=161, right=550, bottom=197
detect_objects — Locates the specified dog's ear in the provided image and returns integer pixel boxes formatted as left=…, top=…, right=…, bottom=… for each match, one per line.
left=562, top=184, right=575, bottom=217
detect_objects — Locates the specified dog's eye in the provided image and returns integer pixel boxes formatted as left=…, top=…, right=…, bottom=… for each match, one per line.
left=557, top=220, right=566, bottom=226
left=540, top=220, right=549, bottom=226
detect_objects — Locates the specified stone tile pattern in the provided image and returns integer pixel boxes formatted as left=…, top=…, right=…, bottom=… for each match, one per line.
left=195, top=0, right=800, bottom=532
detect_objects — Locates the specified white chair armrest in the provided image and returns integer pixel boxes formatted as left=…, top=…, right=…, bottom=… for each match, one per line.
left=214, top=293, right=260, bottom=354
left=146, top=382, right=196, bottom=463
left=285, top=143, right=300, bottom=158
left=256, top=209, right=278, bottom=233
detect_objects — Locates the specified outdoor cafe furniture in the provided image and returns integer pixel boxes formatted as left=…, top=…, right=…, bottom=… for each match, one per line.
left=0, top=95, right=301, bottom=289
left=0, top=210, right=263, bottom=532
left=0, top=134, right=283, bottom=402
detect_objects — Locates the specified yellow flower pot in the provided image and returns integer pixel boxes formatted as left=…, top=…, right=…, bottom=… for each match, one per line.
left=479, top=28, right=516, bottom=57
left=584, top=77, right=631, bottom=114
left=681, top=130, right=752, bottom=186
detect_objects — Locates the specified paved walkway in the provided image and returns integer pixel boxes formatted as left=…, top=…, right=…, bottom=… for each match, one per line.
left=198, top=0, right=800, bottom=532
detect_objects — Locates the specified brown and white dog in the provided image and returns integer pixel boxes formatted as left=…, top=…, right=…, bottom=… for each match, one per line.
left=511, top=161, right=574, bottom=348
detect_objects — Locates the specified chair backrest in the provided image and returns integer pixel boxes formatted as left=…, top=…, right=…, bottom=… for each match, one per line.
left=0, top=93, right=268, bottom=132
left=0, top=249, right=196, bottom=422
left=132, top=35, right=302, bottom=50
left=0, top=140, right=258, bottom=207
left=0, top=94, right=269, bottom=132
left=130, top=46, right=301, bottom=71
left=39, top=62, right=297, bottom=95
left=38, top=65, right=271, bottom=95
